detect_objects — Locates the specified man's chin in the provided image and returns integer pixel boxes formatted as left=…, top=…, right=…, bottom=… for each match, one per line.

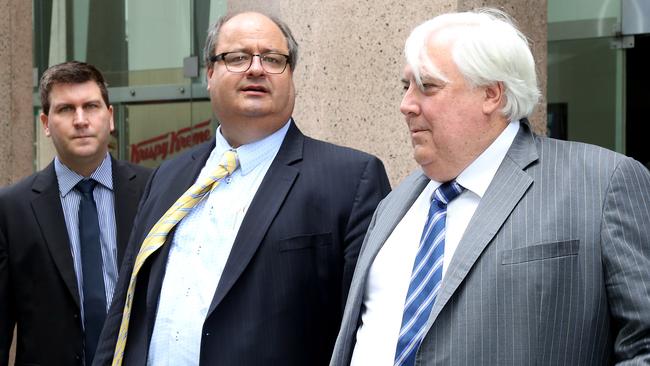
left=70, top=145, right=103, bottom=159
left=238, top=106, right=273, bottom=118
left=412, top=146, right=433, bottom=165
left=412, top=151, right=447, bottom=180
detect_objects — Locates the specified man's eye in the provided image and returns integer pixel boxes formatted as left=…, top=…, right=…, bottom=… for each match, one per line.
left=420, top=83, right=443, bottom=93
left=58, top=106, right=73, bottom=113
left=226, top=54, right=250, bottom=64
left=263, top=55, right=282, bottom=64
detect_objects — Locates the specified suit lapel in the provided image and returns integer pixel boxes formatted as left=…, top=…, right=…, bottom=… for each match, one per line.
left=352, top=171, right=430, bottom=290
left=207, top=122, right=302, bottom=315
left=112, top=157, right=140, bottom=267
left=428, top=121, right=538, bottom=325
left=30, top=163, right=81, bottom=307
left=337, top=171, right=430, bottom=358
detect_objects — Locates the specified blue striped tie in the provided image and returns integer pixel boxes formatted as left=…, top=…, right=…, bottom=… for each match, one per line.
left=394, top=180, right=464, bottom=366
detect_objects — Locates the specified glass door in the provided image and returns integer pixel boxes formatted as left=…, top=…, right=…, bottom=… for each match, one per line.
left=547, top=0, right=625, bottom=153
left=32, top=0, right=227, bottom=169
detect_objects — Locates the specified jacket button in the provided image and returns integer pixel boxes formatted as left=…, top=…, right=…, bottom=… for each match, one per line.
left=204, top=332, right=210, bottom=336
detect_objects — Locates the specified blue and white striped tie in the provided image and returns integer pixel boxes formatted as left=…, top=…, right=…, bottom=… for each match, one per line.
left=394, top=180, right=464, bottom=366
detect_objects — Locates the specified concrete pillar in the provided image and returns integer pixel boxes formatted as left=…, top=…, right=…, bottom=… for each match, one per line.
left=0, top=1, right=33, bottom=363
left=0, top=0, right=34, bottom=188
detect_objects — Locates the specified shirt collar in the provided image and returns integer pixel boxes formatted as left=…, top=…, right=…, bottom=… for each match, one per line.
left=54, top=153, right=113, bottom=197
left=453, top=120, right=520, bottom=198
left=213, top=118, right=291, bottom=175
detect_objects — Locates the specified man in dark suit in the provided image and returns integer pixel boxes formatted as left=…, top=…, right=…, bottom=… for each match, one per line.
left=94, top=11, right=390, bottom=366
left=0, top=61, right=151, bottom=365
left=331, top=8, right=650, bottom=366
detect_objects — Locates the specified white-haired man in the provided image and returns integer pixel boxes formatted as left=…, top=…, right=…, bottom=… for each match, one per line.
left=330, top=8, right=650, bottom=366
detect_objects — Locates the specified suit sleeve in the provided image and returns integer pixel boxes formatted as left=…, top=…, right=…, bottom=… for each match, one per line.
left=93, top=166, right=158, bottom=366
left=0, top=223, right=14, bottom=363
left=601, top=157, right=650, bottom=364
left=341, top=156, right=390, bottom=307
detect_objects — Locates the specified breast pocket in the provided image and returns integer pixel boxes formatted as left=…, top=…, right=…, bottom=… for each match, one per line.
left=497, top=239, right=583, bottom=361
left=277, top=232, right=333, bottom=252
left=273, top=232, right=336, bottom=303
left=501, top=239, right=580, bottom=265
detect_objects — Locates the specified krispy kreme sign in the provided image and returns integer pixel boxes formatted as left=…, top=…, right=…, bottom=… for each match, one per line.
left=130, top=120, right=212, bottom=164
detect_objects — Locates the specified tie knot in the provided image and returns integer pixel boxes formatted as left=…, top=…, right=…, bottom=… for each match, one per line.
left=432, top=180, right=464, bottom=205
left=219, top=150, right=239, bottom=174
left=75, top=179, right=97, bottom=195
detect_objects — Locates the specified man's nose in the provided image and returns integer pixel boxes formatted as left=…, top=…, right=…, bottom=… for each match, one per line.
left=73, top=108, right=89, bottom=126
left=247, top=55, right=266, bottom=76
left=400, top=87, right=420, bottom=116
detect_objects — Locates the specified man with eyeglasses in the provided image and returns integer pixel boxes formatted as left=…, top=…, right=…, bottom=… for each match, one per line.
left=93, top=11, right=390, bottom=366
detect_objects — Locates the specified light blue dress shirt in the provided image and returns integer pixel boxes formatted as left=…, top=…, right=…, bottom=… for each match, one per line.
left=55, top=153, right=119, bottom=322
left=148, top=120, right=291, bottom=365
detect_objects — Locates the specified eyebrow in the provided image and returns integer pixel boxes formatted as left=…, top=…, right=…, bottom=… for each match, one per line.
left=262, top=47, right=288, bottom=54
left=52, top=103, right=72, bottom=109
left=52, top=99, right=103, bottom=109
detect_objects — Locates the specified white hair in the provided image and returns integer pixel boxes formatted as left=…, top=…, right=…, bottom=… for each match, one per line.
left=404, top=8, right=540, bottom=121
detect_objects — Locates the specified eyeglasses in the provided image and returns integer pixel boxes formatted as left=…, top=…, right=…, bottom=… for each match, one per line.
left=210, top=52, right=290, bottom=74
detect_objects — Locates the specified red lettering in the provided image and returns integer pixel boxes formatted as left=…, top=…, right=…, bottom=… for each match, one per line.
left=130, top=144, right=140, bottom=163
left=131, top=121, right=212, bottom=163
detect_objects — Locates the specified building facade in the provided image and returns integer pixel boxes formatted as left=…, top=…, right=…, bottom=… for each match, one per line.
left=18, top=0, right=650, bottom=362
left=2, top=0, right=548, bottom=191
left=6, top=0, right=650, bottom=364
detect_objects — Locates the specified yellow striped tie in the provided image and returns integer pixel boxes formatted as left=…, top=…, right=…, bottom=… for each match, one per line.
left=112, top=150, right=238, bottom=365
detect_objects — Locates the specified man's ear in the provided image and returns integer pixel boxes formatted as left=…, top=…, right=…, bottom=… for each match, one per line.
left=206, top=66, right=214, bottom=90
left=482, top=81, right=504, bottom=115
left=40, top=112, right=51, bottom=137
left=108, top=105, right=115, bottom=132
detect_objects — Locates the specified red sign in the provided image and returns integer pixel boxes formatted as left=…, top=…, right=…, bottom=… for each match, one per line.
left=130, top=120, right=212, bottom=163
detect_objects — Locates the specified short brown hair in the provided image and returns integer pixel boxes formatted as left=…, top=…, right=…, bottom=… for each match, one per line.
left=39, top=61, right=110, bottom=115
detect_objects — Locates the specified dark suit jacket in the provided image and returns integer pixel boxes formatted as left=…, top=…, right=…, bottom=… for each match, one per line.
left=331, top=120, right=650, bottom=365
left=93, top=121, right=391, bottom=366
left=0, top=157, right=151, bottom=365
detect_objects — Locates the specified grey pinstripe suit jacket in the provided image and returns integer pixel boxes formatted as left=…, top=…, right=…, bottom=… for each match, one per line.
left=331, top=121, right=650, bottom=365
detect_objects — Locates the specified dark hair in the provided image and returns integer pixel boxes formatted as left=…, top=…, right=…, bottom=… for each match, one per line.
left=203, top=12, right=299, bottom=71
left=39, top=61, right=110, bottom=115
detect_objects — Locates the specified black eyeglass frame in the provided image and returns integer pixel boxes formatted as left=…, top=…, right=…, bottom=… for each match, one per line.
left=209, top=52, right=291, bottom=74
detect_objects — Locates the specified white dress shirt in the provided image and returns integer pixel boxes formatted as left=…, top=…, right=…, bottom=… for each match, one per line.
left=350, top=120, right=520, bottom=366
left=148, top=120, right=290, bottom=366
